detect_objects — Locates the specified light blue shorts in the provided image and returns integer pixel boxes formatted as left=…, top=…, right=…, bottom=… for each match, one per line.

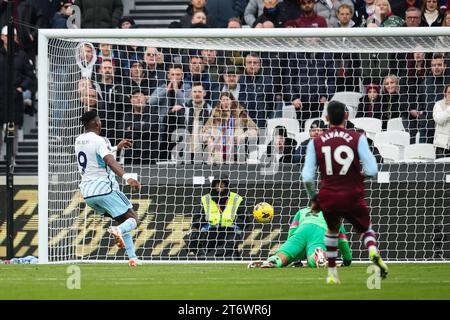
left=85, top=191, right=132, bottom=218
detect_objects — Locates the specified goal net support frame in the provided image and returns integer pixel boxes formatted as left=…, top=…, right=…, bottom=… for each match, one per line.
left=38, top=28, right=450, bottom=264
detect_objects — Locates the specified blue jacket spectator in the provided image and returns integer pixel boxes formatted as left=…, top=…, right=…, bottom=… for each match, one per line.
left=74, top=0, right=123, bottom=28
left=239, top=53, right=276, bottom=129
left=51, top=0, right=73, bottom=29
left=205, top=0, right=247, bottom=28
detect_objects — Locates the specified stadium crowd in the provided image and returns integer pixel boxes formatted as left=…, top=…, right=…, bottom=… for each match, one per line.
left=0, top=0, right=449, bottom=163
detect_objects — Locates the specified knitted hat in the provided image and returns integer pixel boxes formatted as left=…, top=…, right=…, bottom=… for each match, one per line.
left=310, top=119, right=327, bottom=130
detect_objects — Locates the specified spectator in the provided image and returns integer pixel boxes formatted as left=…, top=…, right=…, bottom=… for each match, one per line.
left=77, top=42, right=97, bottom=79
left=186, top=175, right=247, bottom=258
left=143, top=47, right=166, bottom=96
left=118, top=16, right=137, bottom=29
left=74, top=0, right=123, bottom=28
left=420, top=0, right=444, bottom=25
left=399, top=51, right=427, bottom=143
left=356, top=83, right=383, bottom=118
left=353, top=0, right=377, bottom=26
left=180, top=83, right=212, bottom=162
left=391, top=0, right=423, bottom=18
left=201, top=49, right=222, bottom=93
left=0, top=26, right=34, bottom=160
left=403, top=6, right=423, bottom=25
left=284, top=0, right=328, bottom=28
left=297, top=119, right=327, bottom=163
left=203, top=92, right=258, bottom=164
left=190, top=10, right=209, bottom=27
left=122, top=60, right=150, bottom=97
left=117, top=88, right=154, bottom=164
left=227, top=17, right=243, bottom=28
left=336, top=3, right=357, bottom=27
left=96, top=43, right=120, bottom=69
left=95, top=58, right=123, bottom=145
left=51, top=0, right=74, bottom=29
left=379, top=74, right=407, bottom=130
left=179, top=0, right=217, bottom=28
left=315, top=0, right=355, bottom=28
left=239, top=52, right=276, bottom=128
left=366, top=0, right=405, bottom=27
left=118, top=44, right=145, bottom=77
left=15, top=0, right=46, bottom=60
left=262, top=125, right=301, bottom=164
left=443, top=9, right=450, bottom=25
left=149, top=64, right=189, bottom=160
left=213, top=65, right=242, bottom=106
left=225, top=19, right=245, bottom=67
left=184, top=54, right=212, bottom=101
left=244, top=0, right=266, bottom=27
left=418, top=54, right=449, bottom=143
left=253, top=0, right=296, bottom=28
left=205, top=0, right=247, bottom=28
left=433, top=84, right=450, bottom=158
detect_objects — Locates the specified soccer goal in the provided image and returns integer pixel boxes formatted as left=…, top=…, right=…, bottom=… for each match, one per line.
left=38, top=27, right=450, bottom=264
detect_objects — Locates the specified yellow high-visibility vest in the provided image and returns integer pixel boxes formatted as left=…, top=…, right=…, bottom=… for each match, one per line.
left=201, top=192, right=243, bottom=227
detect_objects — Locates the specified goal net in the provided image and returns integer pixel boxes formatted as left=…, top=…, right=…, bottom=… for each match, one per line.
left=38, top=28, right=450, bottom=264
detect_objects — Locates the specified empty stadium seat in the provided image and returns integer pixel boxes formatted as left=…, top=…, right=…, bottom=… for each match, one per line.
left=304, top=117, right=323, bottom=132
left=266, top=118, right=300, bottom=141
left=351, top=117, right=382, bottom=140
left=376, top=144, right=400, bottom=163
left=373, top=131, right=410, bottom=160
left=403, top=144, right=436, bottom=162
left=434, top=157, right=450, bottom=163
left=322, top=92, right=363, bottom=119
left=282, top=104, right=297, bottom=119
left=294, top=131, right=310, bottom=145
left=387, top=117, right=405, bottom=131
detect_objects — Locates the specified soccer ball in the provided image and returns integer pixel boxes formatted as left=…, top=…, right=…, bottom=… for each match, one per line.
left=253, top=202, right=274, bottom=223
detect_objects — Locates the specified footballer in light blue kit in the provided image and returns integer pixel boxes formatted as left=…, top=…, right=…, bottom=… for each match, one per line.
left=75, top=111, right=141, bottom=267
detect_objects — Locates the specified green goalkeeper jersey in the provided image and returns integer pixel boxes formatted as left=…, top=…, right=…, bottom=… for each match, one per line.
left=288, top=207, right=352, bottom=265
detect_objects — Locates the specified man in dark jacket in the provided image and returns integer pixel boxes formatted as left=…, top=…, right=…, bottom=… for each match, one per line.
left=0, top=26, right=35, bottom=158
left=418, top=54, right=449, bottom=144
left=298, top=119, right=327, bottom=163
left=74, top=0, right=123, bottom=28
left=179, top=0, right=217, bottom=28
left=186, top=175, right=247, bottom=258
left=205, top=0, right=246, bottom=28
left=239, top=52, right=275, bottom=129
left=51, top=0, right=74, bottom=29
left=263, top=125, right=300, bottom=164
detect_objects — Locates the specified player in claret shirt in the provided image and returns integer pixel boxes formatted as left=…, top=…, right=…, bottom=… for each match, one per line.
left=302, top=101, right=388, bottom=284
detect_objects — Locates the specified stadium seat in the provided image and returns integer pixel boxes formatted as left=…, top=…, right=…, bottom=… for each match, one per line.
left=294, top=131, right=310, bottom=145
left=434, top=157, right=450, bottom=163
left=351, top=117, right=382, bottom=140
left=373, top=130, right=410, bottom=159
left=376, top=144, right=400, bottom=163
left=387, top=117, right=405, bottom=131
left=266, top=118, right=300, bottom=141
left=282, top=104, right=297, bottom=119
left=323, top=91, right=363, bottom=119
left=403, top=144, right=436, bottom=162
left=304, top=117, right=323, bottom=132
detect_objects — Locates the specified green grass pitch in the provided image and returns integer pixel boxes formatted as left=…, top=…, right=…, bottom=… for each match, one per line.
left=0, top=263, right=449, bottom=299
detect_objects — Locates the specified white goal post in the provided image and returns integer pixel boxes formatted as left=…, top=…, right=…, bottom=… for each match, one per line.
left=38, top=27, right=450, bottom=264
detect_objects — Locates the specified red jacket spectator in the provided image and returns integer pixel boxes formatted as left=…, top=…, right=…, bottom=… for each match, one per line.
left=284, top=0, right=328, bottom=28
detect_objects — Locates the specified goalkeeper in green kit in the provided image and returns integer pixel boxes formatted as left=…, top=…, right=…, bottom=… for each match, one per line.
left=248, top=206, right=352, bottom=268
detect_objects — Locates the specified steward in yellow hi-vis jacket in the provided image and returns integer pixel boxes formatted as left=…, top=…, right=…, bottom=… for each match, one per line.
left=186, top=174, right=247, bottom=259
